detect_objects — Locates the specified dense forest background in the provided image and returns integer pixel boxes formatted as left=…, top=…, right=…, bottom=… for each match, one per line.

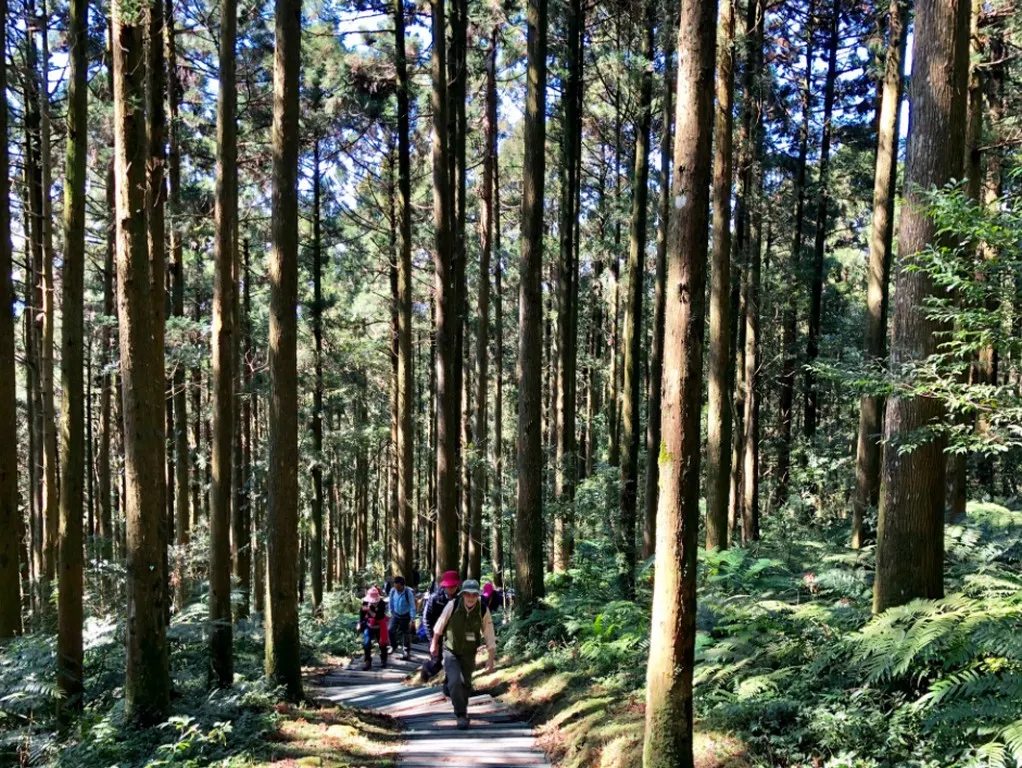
left=1, top=0, right=1021, bottom=763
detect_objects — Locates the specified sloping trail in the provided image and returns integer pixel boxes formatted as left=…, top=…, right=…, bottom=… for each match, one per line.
left=311, top=641, right=552, bottom=767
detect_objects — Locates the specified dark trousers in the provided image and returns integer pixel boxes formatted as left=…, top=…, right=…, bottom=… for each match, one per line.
left=362, top=627, right=388, bottom=664
left=389, top=615, right=411, bottom=652
left=442, top=648, right=476, bottom=717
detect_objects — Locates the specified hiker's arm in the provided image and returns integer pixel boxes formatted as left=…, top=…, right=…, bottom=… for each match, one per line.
left=430, top=600, right=456, bottom=654
left=482, top=608, right=496, bottom=671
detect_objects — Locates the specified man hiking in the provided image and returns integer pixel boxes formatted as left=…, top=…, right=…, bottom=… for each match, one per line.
left=419, top=569, right=461, bottom=684
left=430, top=579, right=496, bottom=730
left=387, top=575, right=417, bottom=660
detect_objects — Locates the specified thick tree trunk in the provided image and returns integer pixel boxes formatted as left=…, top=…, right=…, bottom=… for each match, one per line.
left=265, top=0, right=303, bottom=699
left=0, top=0, right=19, bottom=639
left=618, top=0, right=654, bottom=599
left=57, top=0, right=88, bottom=702
left=803, top=0, right=841, bottom=439
left=852, top=0, right=906, bottom=548
left=113, top=0, right=171, bottom=722
left=210, top=0, right=237, bottom=686
left=643, top=23, right=673, bottom=561
left=432, top=0, right=458, bottom=576
left=873, top=0, right=970, bottom=614
left=705, top=0, right=737, bottom=552
left=515, top=0, right=548, bottom=610
left=393, top=0, right=414, bottom=583
left=642, top=0, right=716, bottom=758
left=554, top=0, right=583, bottom=573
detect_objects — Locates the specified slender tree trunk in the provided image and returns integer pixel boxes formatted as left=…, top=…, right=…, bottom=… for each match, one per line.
left=642, top=0, right=717, bottom=757
left=873, top=0, right=970, bottom=614
left=98, top=163, right=114, bottom=574
left=394, top=0, right=414, bottom=582
left=113, top=0, right=171, bottom=722
left=0, top=0, right=19, bottom=639
left=491, top=102, right=504, bottom=589
left=643, top=21, right=673, bottom=560
left=775, top=1, right=816, bottom=506
left=238, top=240, right=252, bottom=612
left=705, top=0, right=737, bottom=552
left=311, top=137, right=324, bottom=614
left=471, top=23, right=500, bottom=582
left=803, top=0, right=840, bottom=439
left=852, top=0, right=906, bottom=548
left=253, top=391, right=265, bottom=613
left=553, top=0, right=583, bottom=572
left=57, top=0, right=88, bottom=703
left=210, top=0, right=237, bottom=686
left=265, top=0, right=303, bottom=699
left=618, top=0, right=654, bottom=598
left=516, top=0, right=548, bottom=610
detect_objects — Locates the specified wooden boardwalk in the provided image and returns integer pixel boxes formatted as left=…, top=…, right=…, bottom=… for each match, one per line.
left=312, top=641, right=551, bottom=767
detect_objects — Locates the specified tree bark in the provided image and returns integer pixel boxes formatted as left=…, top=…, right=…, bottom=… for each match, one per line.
left=57, top=0, right=88, bottom=702
left=852, top=0, right=906, bottom=548
left=618, top=0, right=654, bottom=598
left=432, top=0, right=458, bottom=576
left=873, top=0, right=970, bottom=614
left=113, top=0, right=171, bottom=722
left=311, top=137, right=324, bottom=614
left=491, top=87, right=504, bottom=588
left=394, top=0, right=414, bottom=583
left=553, top=0, right=583, bottom=573
left=642, top=0, right=716, bottom=758
left=265, top=0, right=303, bottom=699
left=0, top=0, right=19, bottom=639
left=210, top=0, right=237, bottom=686
left=705, top=0, right=737, bottom=552
left=515, top=0, right=548, bottom=610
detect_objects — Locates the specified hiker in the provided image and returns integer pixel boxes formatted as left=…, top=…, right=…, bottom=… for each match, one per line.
left=430, top=579, right=496, bottom=730
left=387, top=575, right=417, bottom=660
left=482, top=582, right=503, bottom=612
left=357, top=586, right=389, bottom=670
left=419, top=570, right=461, bottom=683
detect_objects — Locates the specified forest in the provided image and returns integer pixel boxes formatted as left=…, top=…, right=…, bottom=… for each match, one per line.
left=0, top=0, right=1021, bottom=762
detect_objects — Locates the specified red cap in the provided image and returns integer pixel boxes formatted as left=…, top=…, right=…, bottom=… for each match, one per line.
left=440, top=570, right=461, bottom=588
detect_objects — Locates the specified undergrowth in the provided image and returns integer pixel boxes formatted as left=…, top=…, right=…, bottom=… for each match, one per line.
left=490, top=499, right=1022, bottom=768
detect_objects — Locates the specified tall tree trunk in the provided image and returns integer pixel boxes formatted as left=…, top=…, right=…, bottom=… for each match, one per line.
left=873, top=0, right=970, bottom=614
left=643, top=20, right=673, bottom=560
left=471, top=23, right=500, bottom=582
left=642, top=0, right=716, bottom=758
left=393, top=0, right=414, bottom=582
left=432, top=0, right=458, bottom=576
left=852, top=0, right=906, bottom=548
left=515, top=0, right=548, bottom=610
left=618, top=0, right=654, bottom=598
left=237, top=240, right=252, bottom=613
left=210, top=0, right=237, bottom=687
left=265, top=0, right=302, bottom=700
left=803, top=0, right=841, bottom=439
left=167, top=0, right=189, bottom=607
left=98, top=163, right=114, bottom=572
left=491, top=86, right=504, bottom=588
left=311, top=138, right=324, bottom=614
left=774, top=0, right=816, bottom=507
left=553, top=0, right=583, bottom=573
left=57, top=0, right=88, bottom=702
left=0, top=0, right=19, bottom=639
left=113, top=0, right=171, bottom=722
left=705, top=0, right=736, bottom=552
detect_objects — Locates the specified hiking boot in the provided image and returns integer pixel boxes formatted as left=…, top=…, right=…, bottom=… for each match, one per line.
left=363, top=659, right=371, bottom=671
left=456, top=716, right=469, bottom=730
left=401, top=649, right=411, bottom=661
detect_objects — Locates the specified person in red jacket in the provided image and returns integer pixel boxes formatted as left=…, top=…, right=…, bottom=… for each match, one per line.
left=357, top=586, right=389, bottom=670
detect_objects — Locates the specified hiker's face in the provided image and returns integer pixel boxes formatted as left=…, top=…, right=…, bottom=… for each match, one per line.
left=462, top=592, right=479, bottom=610
left=444, top=585, right=458, bottom=598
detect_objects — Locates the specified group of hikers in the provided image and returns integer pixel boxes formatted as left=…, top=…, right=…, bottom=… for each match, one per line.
left=356, top=570, right=504, bottom=730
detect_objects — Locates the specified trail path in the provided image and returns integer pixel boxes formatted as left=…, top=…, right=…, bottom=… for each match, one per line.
left=312, top=641, right=551, bottom=767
